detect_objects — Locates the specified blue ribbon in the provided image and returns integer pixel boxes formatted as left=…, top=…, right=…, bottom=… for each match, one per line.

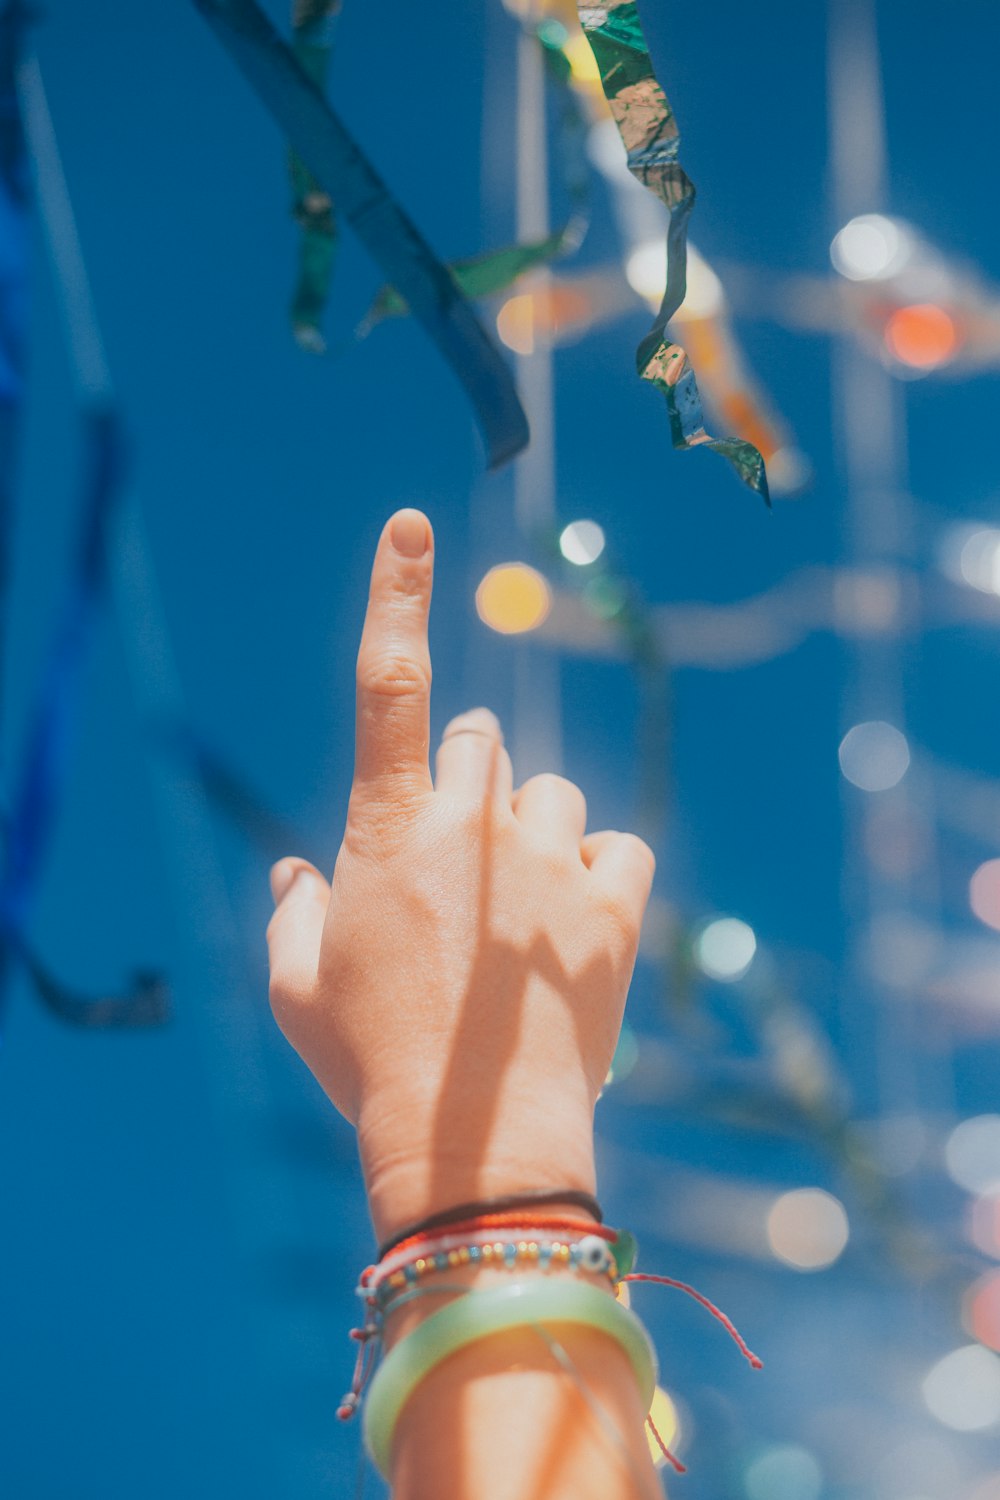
left=0, top=32, right=169, bottom=1031
left=191, top=0, right=530, bottom=470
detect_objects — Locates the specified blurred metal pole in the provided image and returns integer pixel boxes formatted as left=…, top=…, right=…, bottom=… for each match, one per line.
left=511, top=9, right=563, bottom=780
left=827, top=0, right=942, bottom=1124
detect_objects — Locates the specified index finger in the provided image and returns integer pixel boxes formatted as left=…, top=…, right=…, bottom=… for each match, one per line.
left=354, top=509, right=435, bottom=798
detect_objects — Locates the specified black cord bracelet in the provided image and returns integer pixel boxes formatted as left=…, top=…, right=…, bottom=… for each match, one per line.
left=376, top=1188, right=604, bottom=1262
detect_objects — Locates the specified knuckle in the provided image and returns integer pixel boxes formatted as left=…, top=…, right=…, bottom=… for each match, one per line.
left=620, top=832, right=656, bottom=874
left=357, top=649, right=432, bottom=700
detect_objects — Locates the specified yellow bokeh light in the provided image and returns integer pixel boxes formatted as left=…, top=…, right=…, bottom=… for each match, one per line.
left=563, top=30, right=602, bottom=86
left=645, top=1385, right=681, bottom=1468
left=476, top=563, right=552, bottom=635
left=496, top=295, right=535, bottom=356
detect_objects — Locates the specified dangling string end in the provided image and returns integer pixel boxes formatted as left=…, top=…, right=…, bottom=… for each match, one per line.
left=646, top=1414, right=687, bottom=1473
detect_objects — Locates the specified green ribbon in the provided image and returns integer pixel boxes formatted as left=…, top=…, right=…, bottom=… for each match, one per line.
left=358, top=18, right=589, bottom=336
left=288, top=0, right=340, bottom=351
left=578, top=0, right=769, bottom=501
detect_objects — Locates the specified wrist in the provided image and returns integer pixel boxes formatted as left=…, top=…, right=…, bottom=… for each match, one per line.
left=356, top=1097, right=598, bottom=1247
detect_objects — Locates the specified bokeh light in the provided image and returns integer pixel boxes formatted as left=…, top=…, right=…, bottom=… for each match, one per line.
left=958, top=528, right=1000, bottom=595
left=970, top=1195, right=1000, bottom=1259
left=964, top=1269, right=1000, bottom=1353
left=830, top=213, right=911, bottom=280
left=496, top=294, right=535, bottom=356
left=744, top=1444, right=822, bottom=1500
left=625, top=240, right=667, bottom=304
left=624, top=241, right=724, bottom=318
left=922, top=1344, right=1000, bottom=1431
left=645, top=1385, right=681, bottom=1468
left=767, top=1188, right=849, bottom=1270
left=883, top=303, right=958, bottom=370
left=838, top=720, right=910, bottom=791
left=970, top=860, right=1000, bottom=932
left=559, top=519, right=606, bottom=566
left=694, top=917, right=757, bottom=981
left=945, top=1115, right=1000, bottom=1195
left=475, top=563, right=551, bottom=635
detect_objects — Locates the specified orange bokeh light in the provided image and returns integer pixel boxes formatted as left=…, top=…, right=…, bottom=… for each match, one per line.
left=884, top=303, right=959, bottom=369
left=965, top=1269, right=1000, bottom=1352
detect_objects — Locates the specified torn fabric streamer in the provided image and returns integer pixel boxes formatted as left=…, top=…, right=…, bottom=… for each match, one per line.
left=577, top=0, right=769, bottom=501
left=192, top=0, right=528, bottom=469
left=288, top=0, right=340, bottom=351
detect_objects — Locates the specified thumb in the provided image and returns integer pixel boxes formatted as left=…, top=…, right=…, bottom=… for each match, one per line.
left=266, top=858, right=331, bottom=1018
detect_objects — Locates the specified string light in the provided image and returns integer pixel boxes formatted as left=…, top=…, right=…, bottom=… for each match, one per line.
left=475, top=563, right=552, bottom=635
left=883, top=303, right=958, bottom=370
left=970, top=861, right=1000, bottom=933
left=922, top=1345, right=1000, bottom=1431
left=766, top=1188, right=849, bottom=1270
left=830, top=213, right=911, bottom=281
left=945, top=1115, right=1000, bottom=1195
left=964, top=1270, right=1000, bottom=1353
left=744, top=1444, right=822, bottom=1500
left=838, top=721, right=910, bottom=791
left=645, top=1386, right=681, bottom=1468
left=496, top=294, right=535, bottom=356
left=694, top=917, right=757, bottom=982
left=559, top=519, right=606, bottom=565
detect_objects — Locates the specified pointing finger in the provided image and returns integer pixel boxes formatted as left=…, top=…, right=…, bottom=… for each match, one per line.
left=354, top=510, right=435, bottom=799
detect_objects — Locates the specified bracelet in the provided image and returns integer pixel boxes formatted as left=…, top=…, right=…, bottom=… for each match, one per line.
left=367, top=1228, right=619, bottom=1300
left=361, top=1277, right=657, bottom=1477
left=376, top=1189, right=604, bottom=1261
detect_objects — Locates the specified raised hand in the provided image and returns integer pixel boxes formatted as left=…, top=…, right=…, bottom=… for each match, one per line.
left=266, top=509, right=655, bottom=1243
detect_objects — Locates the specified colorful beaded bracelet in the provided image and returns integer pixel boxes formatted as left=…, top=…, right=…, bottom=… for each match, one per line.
left=374, top=1236, right=617, bottom=1308
left=370, top=1232, right=619, bottom=1306
left=361, top=1277, right=658, bottom=1477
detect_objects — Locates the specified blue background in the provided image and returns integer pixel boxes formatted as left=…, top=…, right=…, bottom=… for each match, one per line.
left=3, top=2, right=1000, bottom=1497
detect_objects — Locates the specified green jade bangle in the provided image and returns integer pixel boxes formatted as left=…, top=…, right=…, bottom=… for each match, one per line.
left=362, top=1276, right=658, bottom=1477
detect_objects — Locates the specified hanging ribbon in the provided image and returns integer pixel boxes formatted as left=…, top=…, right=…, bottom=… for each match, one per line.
left=192, top=0, right=529, bottom=469
left=577, top=0, right=769, bottom=501
left=0, top=53, right=170, bottom=1032
left=358, top=17, right=589, bottom=337
left=288, top=0, right=341, bottom=351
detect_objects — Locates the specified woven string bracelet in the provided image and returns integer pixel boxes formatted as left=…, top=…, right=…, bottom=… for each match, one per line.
left=376, top=1188, right=603, bottom=1261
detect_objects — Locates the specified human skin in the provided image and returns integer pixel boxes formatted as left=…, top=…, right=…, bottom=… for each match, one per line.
left=266, top=508, right=661, bottom=1498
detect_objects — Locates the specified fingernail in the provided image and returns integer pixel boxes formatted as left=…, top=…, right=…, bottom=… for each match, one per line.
left=390, top=509, right=430, bottom=558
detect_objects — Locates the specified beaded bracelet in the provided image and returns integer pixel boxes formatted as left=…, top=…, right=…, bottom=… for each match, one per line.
left=369, top=1231, right=619, bottom=1307
left=361, top=1276, right=658, bottom=1477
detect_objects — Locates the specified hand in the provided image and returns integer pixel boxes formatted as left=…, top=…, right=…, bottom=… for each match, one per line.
left=266, top=510, right=655, bottom=1242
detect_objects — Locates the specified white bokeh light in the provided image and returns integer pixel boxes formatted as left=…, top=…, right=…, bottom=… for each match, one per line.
left=745, top=1444, right=822, bottom=1500
left=767, top=1188, right=850, bottom=1271
left=559, top=520, right=606, bottom=566
left=959, top=529, right=1000, bottom=595
left=624, top=240, right=724, bottom=318
left=830, top=214, right=911, bottom=281
left=838, top=721, right=910, bottom=792
left=945, top=1115, right=1000, bottom=1195
left=695, top=918, right=757, bottom=982
left=625, top=240, right=667, bottom=302
left=922, top=1345, right=1000, bottom=1431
